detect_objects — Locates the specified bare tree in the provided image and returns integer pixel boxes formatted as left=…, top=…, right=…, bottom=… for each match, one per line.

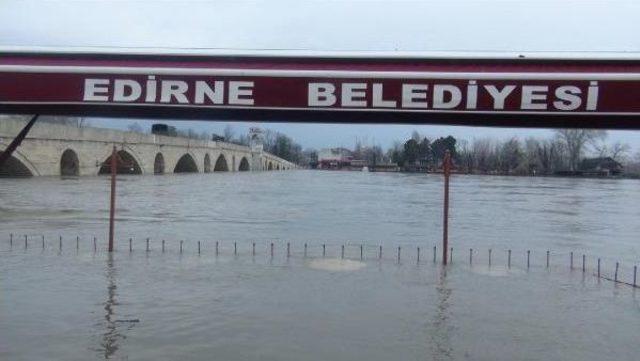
left=223, top=124, right=236, bottom=142
left=555, top=129, right=607, bottom=171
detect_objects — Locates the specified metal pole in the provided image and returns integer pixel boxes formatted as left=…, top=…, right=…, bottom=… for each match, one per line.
left=442, top=150, right=451, bottom=265
left=304, top=243, right=307, bottom=257
left=597, top=258, right=601, bottom=278
left=433, top=246, right=436, bottom=263
left=449, top=247, right=453, bottom=264
left=24, top=235, right=27, bottom=249
left=76, top=236, right=79, bottom=250
left=417, top=247, right=420, bottom=263
left=198, top=241, right=201, bottom=255
left=582, top=254, right=586, bottom=273
left=42, top=235, right=45, bottom=249
left=235, top=242, right=238, bottom=256
left=508, top=250, right=511, bottom=268
left=527, top=250, right=530, bottom=269
left=397, top=246, right=401, bottom=262
left=633, top=265, right=637, bottom=287
left=93, top=237, right=97, bottom=252
left=323, top=244, right=326, bottom=257
left=129, top=238, right=132, bottom=252
left=287, top=242, right=290, bottom=258
left=469, top=248, right=473, bottom=265
left=180, top=240, right=183, bottom=253
left=270, top=242, right=274, bottom=257
left=489, top=249, right=492, bottom=266
left=360, top=244, right=363, bottom=260
left=341, top=245, right=344, bottom=259
left=162, top=240, right=165, bottom=253
left=379, top=245, right=382, bottom=259
left=146, top=238, right=150, bottom=252
left=253, top=242, right=256, bottom=256
left=59, top=236, right=62, bottom=251
left=9, top=233, right=12, bottom=248
left=615, top=262, right=619, bottom=282
left=108, top=145, right=117, bottom=253
left=215, top=241, right=219, bottom=255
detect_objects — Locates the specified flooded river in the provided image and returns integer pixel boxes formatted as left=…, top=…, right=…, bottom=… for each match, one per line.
left=1, top=171, right=639, bottom=360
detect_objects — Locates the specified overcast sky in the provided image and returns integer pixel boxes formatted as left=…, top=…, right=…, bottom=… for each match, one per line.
left=2, top=0, right=640, bottom=152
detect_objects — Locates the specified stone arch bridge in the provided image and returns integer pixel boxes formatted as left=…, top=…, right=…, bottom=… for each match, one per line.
left=0, top=117, right=296, bottom=177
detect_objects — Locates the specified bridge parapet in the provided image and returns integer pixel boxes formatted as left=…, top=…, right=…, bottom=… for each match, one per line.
left=0, top=115, right=296, bottom=176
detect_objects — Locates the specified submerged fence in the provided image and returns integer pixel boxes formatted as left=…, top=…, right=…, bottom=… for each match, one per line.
left=6, top=233, right=639, bottom=289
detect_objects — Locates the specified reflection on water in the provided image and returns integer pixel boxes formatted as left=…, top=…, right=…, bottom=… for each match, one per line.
left=431, top=267, right=453, bottom=361
left=99, top=254, right=121, bottom=359
left=96, top=254, right=138, bottom=359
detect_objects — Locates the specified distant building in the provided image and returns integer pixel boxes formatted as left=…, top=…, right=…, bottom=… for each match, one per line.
left=579, top=157, right=623, bottom=176
left=318, top=148, right=353, bottom=169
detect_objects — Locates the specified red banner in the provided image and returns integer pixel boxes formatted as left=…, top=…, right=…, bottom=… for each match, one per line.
left=2, top=51, right=640, bottom=127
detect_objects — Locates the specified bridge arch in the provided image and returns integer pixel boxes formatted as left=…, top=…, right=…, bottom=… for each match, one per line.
left=0, top=152, right=34, bottom=177
left=239, top=157, right=250, bottom=171
left=268, top=161, right=273, bottom=171
left=99, top=149, right=143, bottom=175
left=60, top=149, right=79, bottom=176
left=154, top=153, right=165, bottom=174
left=204, top=153, right=212, bottom=173
left=174, top=153, right=198, bottom=173
left=214, top=154, right=229, bottom=172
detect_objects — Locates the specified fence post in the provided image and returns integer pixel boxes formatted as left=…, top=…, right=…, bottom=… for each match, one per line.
left=323, top=244, right=326, bottom=257
left=24, top=235, right=27, bottom=249
left=341, top=245, right=345, bottom=259
left=582, top=254, right=586, bottom=273
left=10, top=233, right=13, bottom=247
left=304, top=243, right=307, bottom=257
left=469, top=248, right=473, bottom=265
left=235, top=242, right=238, bottom=256
left=360, top=245, right=363, bottom=260
left=615, top=262, right=619, bottom=282
left=162, top=240, right=165, bottom=253
left=93, top=237, right=97, bottom=252
left=76, top=236, right=79, bottom=250
left=198, top=241, right=201, bottom=255
left=433, top=246, right=436, bottom=263
left=146, top=238, right=150, bottom=252
left=527, top=250, right=530, bottom=269
left=179, top=240, right=183, bottom=253
left=129, top=238, right=132, bottom=252
left=546, top=250, right=550, bottom=269
left=597, top=258, right=601, bottom=278
left=417, top=247, right=421, bottom=263
left=508, top=250, right=511, bottom=268
left=633, top=265, right=637, bottom=287
left=570, top=252, right=573, bottom=270
left=489, top=249, right=492, bottom=266
left=59, top=236, right=62, bottom=251
left=253, top=242, right=256, bottom=256
left=287, top=242, right=290, bottom=258
left=379, top=245, right=382, bottom=260
left=43, top=235, right=46, bottom=249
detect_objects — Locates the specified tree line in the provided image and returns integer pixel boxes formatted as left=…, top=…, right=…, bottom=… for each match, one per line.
left=389, top=129, right=634, bottom=175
